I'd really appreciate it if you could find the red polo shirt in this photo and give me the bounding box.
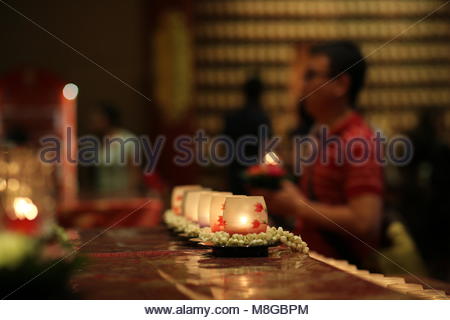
[296,111,384,263]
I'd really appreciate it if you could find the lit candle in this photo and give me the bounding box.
[184,189,211,222]
[244,152,285,190]
[171,185,201,215]
[223,196,268,235]
[263,151,280,165]
[13,197,39,221]
[198,191,232,227]
[210,195,246,232]
[4,197,40,235]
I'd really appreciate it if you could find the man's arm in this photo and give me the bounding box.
[254,181,382,240]
[295,193,383,240]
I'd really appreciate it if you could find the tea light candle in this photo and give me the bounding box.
[171,185,201,215]
[244,152,286,190]
[223,196,268,235]
[210,195,246,232]
[198,191,232,227]
[4,197,40,235]
[184,189,211,222]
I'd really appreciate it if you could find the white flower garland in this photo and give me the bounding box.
[164,210,201,236]
[164,210,309,253]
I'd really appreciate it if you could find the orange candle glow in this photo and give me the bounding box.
[223,196,268,235]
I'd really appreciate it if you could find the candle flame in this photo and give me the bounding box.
[239,216,248,224]
[263,152,280,165]
[13,197,39,221]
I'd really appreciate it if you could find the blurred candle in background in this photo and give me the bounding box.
[198,191,231,227]
[13,197,38,221]
[263,151,280,166]
[171,185,201,215]
[183,189,211,222]
[0,147,56,236]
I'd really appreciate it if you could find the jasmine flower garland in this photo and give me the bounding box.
[164,210,201,236]
[164,210,309,253]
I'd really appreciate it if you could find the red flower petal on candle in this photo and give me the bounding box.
[252,219,261,229]
[176,195,183,201]
[254,202,264,213]
[217,216,226,227]
[174,207,180,214]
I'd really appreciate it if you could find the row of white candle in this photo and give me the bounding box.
[171,185,268,235]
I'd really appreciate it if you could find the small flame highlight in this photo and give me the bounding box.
[239,216,248,224]
[13,197,38,221]
[263,152,280,165]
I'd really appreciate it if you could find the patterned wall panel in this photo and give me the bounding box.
[193,0,450,137]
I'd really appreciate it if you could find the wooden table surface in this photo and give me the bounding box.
[70,226,410,299]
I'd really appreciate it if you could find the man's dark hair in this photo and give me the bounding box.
[99,102,121,127]
[310,41,366,107]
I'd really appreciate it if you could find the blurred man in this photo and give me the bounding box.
[90,103,141,197]
[256,41,383,266]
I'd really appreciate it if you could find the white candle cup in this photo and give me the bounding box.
[198,191,232,228]
[171,185,201,216]
[210,195,246,232]
[223,196,268,235]
[184,189,211,222]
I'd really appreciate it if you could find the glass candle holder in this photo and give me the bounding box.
[210,195,245,232]
[0,146,56,236]
[171,185,201,216]
[197,191,231,227]
[223,196,268,235]
[183,189,211,222]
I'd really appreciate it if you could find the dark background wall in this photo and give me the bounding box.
[0,0,150,135]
